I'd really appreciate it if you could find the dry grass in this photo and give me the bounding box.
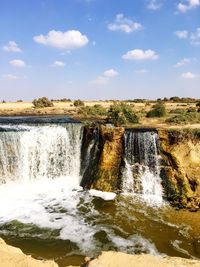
[0,101,199,129]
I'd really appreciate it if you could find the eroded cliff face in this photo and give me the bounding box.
[91,126,124,192]
[81,125,124,192]
[80,125,200,210]
[159,130,200,210]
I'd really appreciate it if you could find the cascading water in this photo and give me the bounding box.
[122,130,163,204]
[0,124,82,184]
[0,121,159,258]
[0,121,197,265]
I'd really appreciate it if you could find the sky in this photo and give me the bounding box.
[0,0,200,101]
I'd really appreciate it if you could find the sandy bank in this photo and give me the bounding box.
[86,251,200,267]
[1,239,200,267]
[0,238,58,267]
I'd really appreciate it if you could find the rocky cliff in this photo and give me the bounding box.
[80,125,200,210]
[159,129,200,210]
[81,125,124,192]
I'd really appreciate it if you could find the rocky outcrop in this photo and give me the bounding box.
[80,124,200,210]
[85,251,200,267]
[0,238,58,267]
[159,129,200,210]
[1,239,200,267]
[81,125,124,192]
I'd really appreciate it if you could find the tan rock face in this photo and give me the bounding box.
[87,251,200,267]
[0,238,58,267]
[92,126,124,192]
[159,129,200,210]
[81,125,200,209]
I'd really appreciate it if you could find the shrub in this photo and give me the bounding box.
[32,97,53,108]
[196,102,200,107]
[74,99,84,107]
[166,111,200,124]
[169,108,183,114]
[78,105,107,117]
[146,103,166,118]
[107,103,139,126]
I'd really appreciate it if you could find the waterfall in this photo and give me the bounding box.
[122,129,163,203]
[0,123,82,185]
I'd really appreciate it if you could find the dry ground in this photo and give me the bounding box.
[0,101,199,129]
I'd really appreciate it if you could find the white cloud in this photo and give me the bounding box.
[135,69,148,74]
[108,14,142,33]
[2,74,19,80]
[177,0,200,13]
[147,0,162,10]
[190,27,200,45]
[174,58,192,68]
[3,41,22,52]
[90,69,119,85]
[174,28,200,45]
[122,49,159,60]
[9,59,26,68]
[103,69,119,78]
[52,61,65,67]
[174,30,188,39]
[34,30,89,50]
[181,72,197,79]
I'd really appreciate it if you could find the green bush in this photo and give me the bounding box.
[78,104,107,116]
[32,97,54,108]
[169,108,183,114]
[74,99,84,107]
[196,102,200,107]
[146,103,166,118]
[166,111,200,124]
[107,103,139,126]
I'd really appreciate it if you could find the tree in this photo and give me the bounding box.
[146,102,166,118]
[74,99,84,107]
[32,97,53,108]
[196,102,200,107]
[107,103,139,126]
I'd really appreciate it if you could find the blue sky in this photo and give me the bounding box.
[0,0,200,100]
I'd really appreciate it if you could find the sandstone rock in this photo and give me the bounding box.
[159,129,200,209]
[86,251,200,267]
[0,238,58,267]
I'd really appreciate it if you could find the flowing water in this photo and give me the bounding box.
[0,120,199,266]
[122,130,163,204]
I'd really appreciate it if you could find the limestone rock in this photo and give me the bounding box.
[0,238,58,267]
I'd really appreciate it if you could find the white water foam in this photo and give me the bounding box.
[89,189,116,201]
[0,123,160,256]
[122,131,163,206]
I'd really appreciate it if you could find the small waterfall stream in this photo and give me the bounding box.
[122,129,163,203]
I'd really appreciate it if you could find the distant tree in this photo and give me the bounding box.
[2,100,6,103]
[17,100,23,102]
[169,96,180,102]
[74,99,84,107]
[196,102,200,107]
[163,97,169,102]
[32,97,53,108]
[146,103,166,118]
[107,103,139,126]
